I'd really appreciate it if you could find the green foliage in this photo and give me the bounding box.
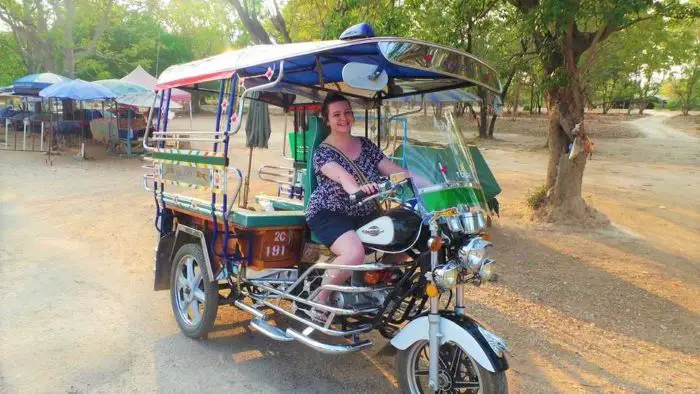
[526,185,548,209]
[0,32,26,85]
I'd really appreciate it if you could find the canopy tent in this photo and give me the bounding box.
[94,79,148,96]
[121,66,191,102]
[117,91,183,109]
[39,79,117,100]
[13,73,71,96]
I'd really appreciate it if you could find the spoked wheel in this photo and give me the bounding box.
[397,340,507,393]
[170,243,218,339]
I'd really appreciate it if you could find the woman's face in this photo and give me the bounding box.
[327,100,354,135]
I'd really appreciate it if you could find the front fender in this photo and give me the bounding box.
[391,313,509,373]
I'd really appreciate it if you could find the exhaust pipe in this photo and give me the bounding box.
[286,328,373,354]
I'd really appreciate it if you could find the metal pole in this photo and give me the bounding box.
[428,220,440,391]
[189,101,193,133]
[4,119,8,148]
[242,146,253,208]
[23,118,27,151]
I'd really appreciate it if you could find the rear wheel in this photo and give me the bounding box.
[397,340,507,393]
[170,243,218,339]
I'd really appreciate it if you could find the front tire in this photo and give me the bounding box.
[397,340,507,393]
[170,243,218,339]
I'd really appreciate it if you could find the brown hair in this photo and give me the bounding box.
[321,92,352,126]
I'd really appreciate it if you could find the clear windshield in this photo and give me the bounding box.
[393,111,488,214]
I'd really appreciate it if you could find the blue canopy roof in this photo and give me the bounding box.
[156,38,501,106]
[13,73,71,95]
[39,79,117,100]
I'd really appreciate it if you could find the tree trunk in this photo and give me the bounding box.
[512,78,521,118]
[477,87,489,138]
[62,0,76,78]
[544,81,589,219]
[488,114,497,137]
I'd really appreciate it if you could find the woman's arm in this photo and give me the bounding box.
[378,158,432,188]
[320,162,377,195]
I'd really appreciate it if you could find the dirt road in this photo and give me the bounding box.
[1,111,698,393]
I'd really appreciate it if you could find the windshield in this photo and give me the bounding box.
[392,111,489,214]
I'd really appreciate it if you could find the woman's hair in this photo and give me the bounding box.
[321,92,352,125]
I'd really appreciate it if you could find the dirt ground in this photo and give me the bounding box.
[663,114,700,137]
[1,110,698,393]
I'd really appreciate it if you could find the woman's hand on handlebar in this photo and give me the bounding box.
[358,182,379,195]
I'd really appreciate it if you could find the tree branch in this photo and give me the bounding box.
[227,0,273,44]
[76,0,114,60]
[269,0,292,43]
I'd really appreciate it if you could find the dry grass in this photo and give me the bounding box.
[664,114,700,136]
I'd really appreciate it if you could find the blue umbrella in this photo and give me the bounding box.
[13,73,71,95]
[39,79,117,100]
[94,79,148,96]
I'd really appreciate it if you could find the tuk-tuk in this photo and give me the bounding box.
[144,23,508,393]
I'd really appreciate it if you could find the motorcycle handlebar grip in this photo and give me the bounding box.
[349,190,370,203]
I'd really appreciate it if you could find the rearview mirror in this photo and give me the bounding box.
[342,63,388,91]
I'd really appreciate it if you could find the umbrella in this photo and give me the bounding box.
[117,91,183,109]
[13,73,70,96]
[39,79,117,100]
[241,91,272,208]
[245,91,271,148]
[94,79,148,96]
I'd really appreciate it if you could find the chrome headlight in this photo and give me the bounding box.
[433,262,459,290]
[458,237,492,272]
[479,259,496,281]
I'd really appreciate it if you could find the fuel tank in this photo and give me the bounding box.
[356,208,423,253]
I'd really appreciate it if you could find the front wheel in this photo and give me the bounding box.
[170,243,218,339]
[397,340,507,393]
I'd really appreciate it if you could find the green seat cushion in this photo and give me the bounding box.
[229,208,306,228]
[255,195,305,211]
[302,116,329,244]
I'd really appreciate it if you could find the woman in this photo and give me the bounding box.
[305,93,410,317]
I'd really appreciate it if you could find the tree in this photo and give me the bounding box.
[0,0,115,77]
[0,32,27,85]
[508,0,698,221]
[664,18,700,115]
[226,0,291,44]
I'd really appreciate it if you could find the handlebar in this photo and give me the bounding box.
[349,177,408,204]
[349,189,371,203]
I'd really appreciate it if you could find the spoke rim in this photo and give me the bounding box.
[406,341,483,393]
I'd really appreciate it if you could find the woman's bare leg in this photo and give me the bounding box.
[315,230,365,305]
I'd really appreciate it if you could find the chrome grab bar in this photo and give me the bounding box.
[243,291,373,337]
[230,61,285,137]
[285,261,404,295]
[143,60,285,151]
[258,165,294,185]
[253,283,378,316]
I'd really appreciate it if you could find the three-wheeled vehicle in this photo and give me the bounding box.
[144,24,509,393]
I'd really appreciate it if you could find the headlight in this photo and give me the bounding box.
[433,262,459,290]
[458,237,492,272]
[479,259,496,281]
